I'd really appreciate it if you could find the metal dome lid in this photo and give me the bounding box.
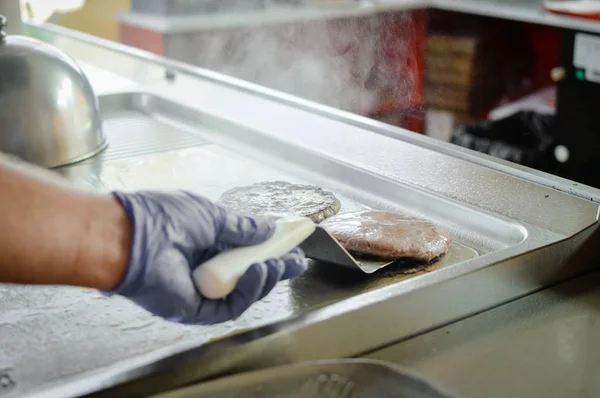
[0,13,106,168]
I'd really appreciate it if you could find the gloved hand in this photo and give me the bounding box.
[105,190,308,325]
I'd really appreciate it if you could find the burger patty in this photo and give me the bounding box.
[320,210,451,262]
[218,181,341,223]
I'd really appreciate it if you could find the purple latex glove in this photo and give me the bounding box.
[105,190,308,325]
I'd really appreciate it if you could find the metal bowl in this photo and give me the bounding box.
[0,15,106,168]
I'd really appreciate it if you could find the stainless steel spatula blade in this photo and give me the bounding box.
[299,226,394,274]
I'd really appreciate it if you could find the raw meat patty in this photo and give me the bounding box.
[218,181,341,223]
[320,210,451,262]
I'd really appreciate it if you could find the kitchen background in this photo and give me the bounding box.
[27,0,600,188]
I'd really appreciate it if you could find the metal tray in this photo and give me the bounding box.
[6,91,598,398]
[131,0,274,15]
[150,359,456,398]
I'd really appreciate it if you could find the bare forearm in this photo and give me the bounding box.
[0,154,131,290]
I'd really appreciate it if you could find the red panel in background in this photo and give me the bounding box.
[270,11,426,132]
[378,10,426,110]
[368,10,427,133]
[526,24,561,90]
[119,24,164,55]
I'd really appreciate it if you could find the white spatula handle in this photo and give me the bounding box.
[193,216,316,299]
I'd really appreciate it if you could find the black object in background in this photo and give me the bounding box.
[451,111,555,172]
[552,29,600,189]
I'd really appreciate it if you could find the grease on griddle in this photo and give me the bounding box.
[367,253,448,277]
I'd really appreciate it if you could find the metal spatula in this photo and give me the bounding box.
[192,216,392,299]
[298,225,395,273]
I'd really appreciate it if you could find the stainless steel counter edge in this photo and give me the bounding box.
[116,1,431,34]
[23,225,598,398]
[117,1,600,37]
[27,22,600,206]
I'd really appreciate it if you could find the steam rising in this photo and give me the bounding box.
[192,6,419,116]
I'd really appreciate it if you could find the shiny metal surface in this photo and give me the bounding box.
[0,16,105,168]
[3,21,599,398]
[131,0,276,15]
[367,267,600,398]
[150,359,455,398]
[122,0,600,36]
[7,90,596,398]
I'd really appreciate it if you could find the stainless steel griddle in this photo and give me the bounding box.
[1,22,598,398]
